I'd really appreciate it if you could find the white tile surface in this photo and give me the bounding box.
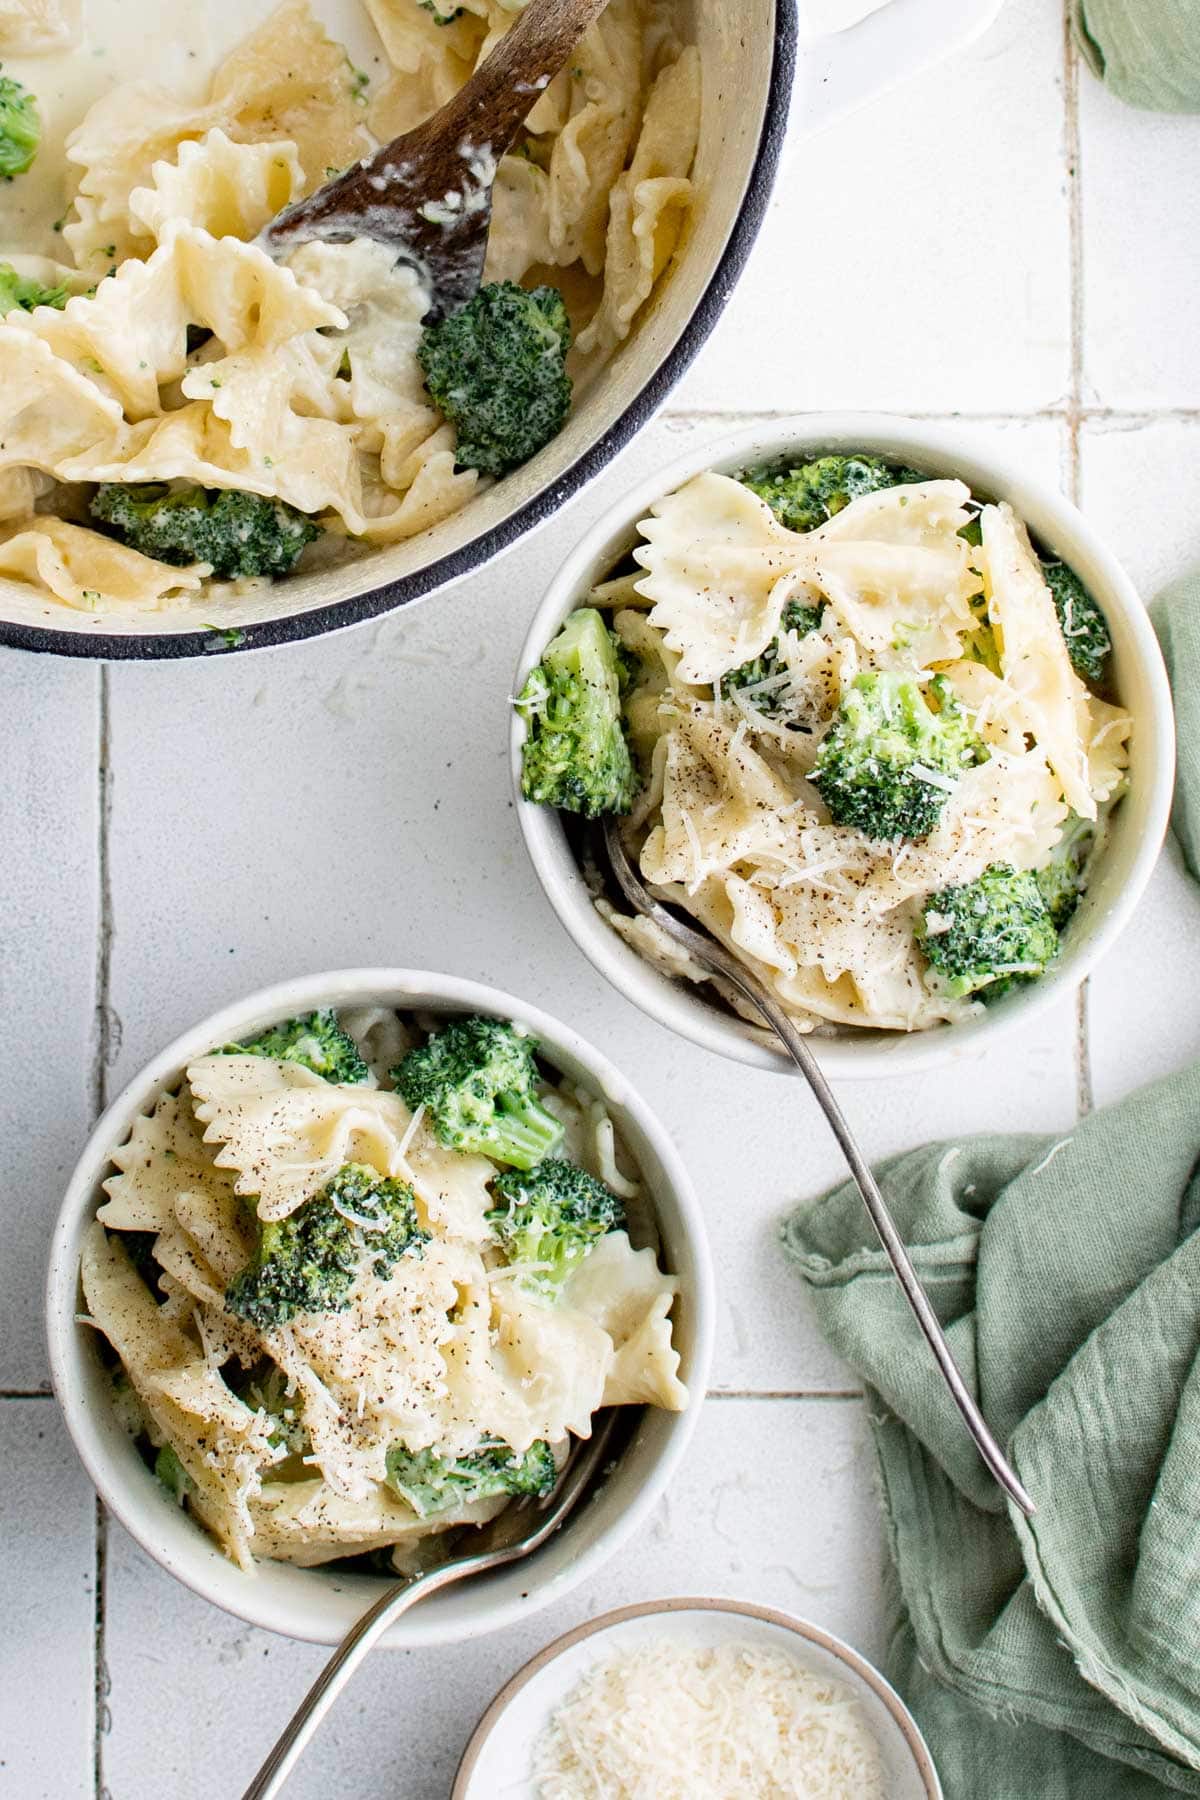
[102,1398,882,1800]
[0,1401,96,1799]
[5,10,1200,1798]
[1080,418,1200,1105]
[0,658,99,1390]
[676,0,1072,416]
[1086,845,1200,1106]
[1080,416,1200,600]
[1079,86,1200,411]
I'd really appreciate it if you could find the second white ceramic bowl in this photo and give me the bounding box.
[454,1597,942,1798]
[512,413,1175,1078]
[45,969,714,1646]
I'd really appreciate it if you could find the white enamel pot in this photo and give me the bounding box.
[1,0,1003,658]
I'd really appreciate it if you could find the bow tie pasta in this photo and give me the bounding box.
[517,453,1134,1034]
[0,0,700,615]
[81,1004,687,1572]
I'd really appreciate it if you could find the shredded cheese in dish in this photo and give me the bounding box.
[586,459,1133,1034]
[81,1004,686,1573]
[531,1640,886,1798]
[0,0,701,613]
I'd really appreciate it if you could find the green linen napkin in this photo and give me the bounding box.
[1073,1,1200,112]
[1153,573,1200,878]
[782,576,1200,1794]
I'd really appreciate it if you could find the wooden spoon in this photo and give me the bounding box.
[261,0,611,320]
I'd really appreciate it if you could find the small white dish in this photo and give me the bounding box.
[45,968,714,1647]
[511,412,1175,1079]
[453,1595,942,1797]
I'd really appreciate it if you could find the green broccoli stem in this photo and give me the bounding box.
[486,1098,565,1172]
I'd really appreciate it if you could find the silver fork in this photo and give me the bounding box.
[600,818,1035,1518]
[241,1410,621,1800]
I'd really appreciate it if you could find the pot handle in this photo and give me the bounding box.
[785,0,1006,151]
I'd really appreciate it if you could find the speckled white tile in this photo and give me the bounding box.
[0,1399,96,1799]
[1079,417,1200,1104]
[101,1397,883,1800]
[674,0,1071,416]
[1085,844,1200,1109]
[0,657,98,1391]
[1080,416,1200,600]
[1079,79,1200,411]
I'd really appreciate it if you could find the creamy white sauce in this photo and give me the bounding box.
[0,0,385,257]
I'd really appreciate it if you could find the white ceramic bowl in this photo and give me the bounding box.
[512,412,1176,1078]
[45,968,714,1647]
[453,1596,941,1797]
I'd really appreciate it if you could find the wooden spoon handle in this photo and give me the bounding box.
[431,0,613,162]
[263,0,615,316]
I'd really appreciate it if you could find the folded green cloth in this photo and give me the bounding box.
[1074,1,1200,112]
[782,576,1200,1793]
[1152,574,1200,878]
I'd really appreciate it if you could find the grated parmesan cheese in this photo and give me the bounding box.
[531,1639,886,1799]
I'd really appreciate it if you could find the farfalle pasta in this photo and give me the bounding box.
[82,1003,686,1572]
[0,0,78,52]
[519,453,1134,1035]
[0,0,700,615]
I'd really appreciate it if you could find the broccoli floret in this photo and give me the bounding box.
[225,1163,429,1330]
[721,597,825,710]
[918,864,1058,998]
[0,261,67,312]
[384,1440,557,1518]
[739,453,924,534]
[516,607,637,818]
[154,1443,194,1506]
[0,73,39,179]
[812,673,988,840]
[394,1016,564,1171]
[418,281,571,477]
[1042,559,1111,686]
[89,483,320,579]
[487,1159,624,1295]
[219,1009,370,1084]
[1034,814,1096,931]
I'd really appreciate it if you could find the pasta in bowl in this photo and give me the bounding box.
[0,0,778,654]
[46,970,712,1645]
[513,416,1174,1076]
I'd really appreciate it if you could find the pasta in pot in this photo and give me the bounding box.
[81,1003,686,1573]
[519,454,1134,1035]
[0,0,701,614]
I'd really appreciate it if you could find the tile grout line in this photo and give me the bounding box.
[91,663,113,1800]
[707,1389,863,1402]
[659,405,1200,427]
[93,1495,109,1800]
[1062,2,1095,1122]
[91,665,114,1121]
